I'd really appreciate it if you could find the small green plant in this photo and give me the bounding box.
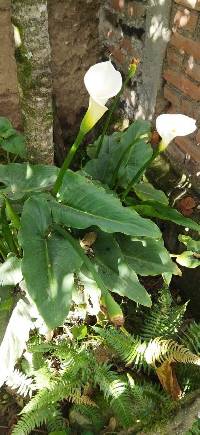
[10,289,200,433]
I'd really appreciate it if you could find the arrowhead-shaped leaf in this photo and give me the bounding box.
[85,120,152,188]
[80,232,152,307]
[52,170,161,239]
[134,202,200,233]
[117,235,178,276]
[0,163,58,199]
[134,182,169,205]
[20,196,83,328]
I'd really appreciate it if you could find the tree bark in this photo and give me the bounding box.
[12,0,54,164]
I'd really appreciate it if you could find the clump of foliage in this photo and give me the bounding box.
[7,287,200,434]
[0,64,199,433]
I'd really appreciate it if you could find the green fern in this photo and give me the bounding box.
[94,327,200,368]
[93,326,145,368]
[141,287,187,340]
[70,404,105,432]
[93,361,134,428]
[126,375,174,430]
[12,406,62,435]
[181,322,200,354]
[6,369,35,397]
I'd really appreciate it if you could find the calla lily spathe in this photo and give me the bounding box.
[156,114,197,151]
[81,61,122,134]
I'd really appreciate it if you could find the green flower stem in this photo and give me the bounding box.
[95,68,137,159]
[121,148,160,201]
[1,203,18,255]
[52,129,85,196]
[5,198,20,230]
[54,225,124,325]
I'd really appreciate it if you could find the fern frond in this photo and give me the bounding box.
[144,338,200,366]
[46,406,65,432]
[70,404,104,432]
[94,326,145,368]
[21,379,82,414]
[94,327,200,369]
[6,369,35,397]
[141,287,187,340]
[180,322,200,355]
[12,405,58,435]
[127,375,174,429]
[94,362,134,428]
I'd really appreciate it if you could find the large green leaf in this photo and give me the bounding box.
[79,232,152,307]
[0,117,13,138]
[0,163,58,199]
[117,235,178,276]
[133,182,169,205]
[133,202,200,233]
[20,196,83,328]
[84,120,152,188]
[0,134,26,158]
[52,170,161,239]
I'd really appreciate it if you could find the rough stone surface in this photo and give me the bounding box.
[12,0,54,164]
[48,0,101,162]
[0,0,21,129]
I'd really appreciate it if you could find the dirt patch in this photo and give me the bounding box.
[48,0,101,161]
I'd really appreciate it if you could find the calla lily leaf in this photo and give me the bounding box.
[133,202,200,233]
[52,170,161,239]
[20,196,83,329]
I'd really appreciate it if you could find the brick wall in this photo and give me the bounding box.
[99,0,148,120]
[160,0,200,190]
[99,0,200,191]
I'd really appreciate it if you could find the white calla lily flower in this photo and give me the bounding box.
[156,114,197,151]
[81,61,122,134]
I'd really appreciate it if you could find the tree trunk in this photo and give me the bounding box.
[12,0,54,164]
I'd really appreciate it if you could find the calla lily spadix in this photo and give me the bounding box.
[156,114,197,151]
[81,61,122,134]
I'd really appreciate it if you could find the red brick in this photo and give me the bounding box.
[196,129,200,143]
[186,58,200,81]
[120,37,133,53]
[109,46,125,64]
[175,0,200,11]
[180,97,196,117]
[167,47,183,68]
[164,68,200,100]
[175,136,200,162]
[164,84,181,107]
[170,32,200,60]
[173,8,198,32]
[111,0,125,11]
